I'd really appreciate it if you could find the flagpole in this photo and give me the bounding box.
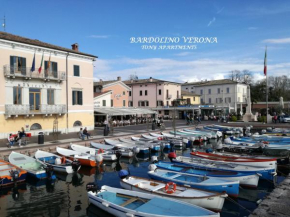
[265,46,268,123]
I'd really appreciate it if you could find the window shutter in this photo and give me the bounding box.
[72,91,76,105]
[44,61,48,70]
[78,91,83,105]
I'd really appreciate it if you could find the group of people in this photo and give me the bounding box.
[8,127,26,147]
[186,114,201,125]
[79,127,92,140]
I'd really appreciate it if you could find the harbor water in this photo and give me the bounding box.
[0,140,289,217]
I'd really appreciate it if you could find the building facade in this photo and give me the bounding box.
[93,77,131,108]
[181,90,200,105]
[0,31,96,138]
[182,79,248,113]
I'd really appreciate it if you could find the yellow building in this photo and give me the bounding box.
[0,31,97,139]
[181,90,200,105]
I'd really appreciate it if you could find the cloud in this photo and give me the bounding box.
[88,35,110,39]
[174,52,194,57]
[94,57,290,83]
[262,38,290,44]
[217,7,225,14]
[248,27,257,30]
[207,17,216,27]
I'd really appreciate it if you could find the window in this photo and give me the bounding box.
[157,101,164,106]
[164,110,169,115]
[138,101,145,106]
[140,90,142,96]
[201,98,204,104]
[185,88,188,90]
[217,88,220,94]
[200,89,203,94]
[145,101,149,106]
[187,98,191,104]
[123,100,126,107]
[159,89,161,95]
[29,88,41,110]
[177,90,179,98]
[208,89,211,94]
[228,97,231,103]
[128,101,133,107]
[10,56,26,75]
[129,91,131,96]
[111,99,113,107]
[166,90,169,98]
[191,87,194,89]
[30,123,42,130]
[145,90,148,96]
[123,91,125,96]
[166,101,169,106]
[208,98,211,104]
[72,90,83,105]
[193,97,195,101]
[47,89,54,105]
[44,61,58,78]
[13,86,22,105]
[73,65,80,77]
[102,100,106,106]
[73,121,82,127]
[226,87,230,93]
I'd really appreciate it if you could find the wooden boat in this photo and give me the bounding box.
[190,151,277,169]
[183,129,217,139]
[120,176,227,212]
[155,162,259,188]
[118,138,161,152]
[35,150,75,173]
[148,169,239,197]
[9,151,53,179]
[0,159,27,186]
[172,156,276,180]
[105,139,149,154]
[71,144,117,161]
[88,185,220,217]
[56,147,96,167]
[90,142,133,158]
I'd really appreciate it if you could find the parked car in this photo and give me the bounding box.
[282,115,290,123]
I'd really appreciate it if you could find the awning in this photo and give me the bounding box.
[94,107,157,116]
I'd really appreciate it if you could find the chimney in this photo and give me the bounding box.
[130,79,133,83]
[71,43,79,51]
[117,76,121,81]
[149,77,153,82]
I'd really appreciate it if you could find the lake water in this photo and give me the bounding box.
[0,140,289,217]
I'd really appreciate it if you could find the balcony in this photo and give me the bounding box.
[3,65,66,82]
[5,104,67,118]
[166,94,172,99]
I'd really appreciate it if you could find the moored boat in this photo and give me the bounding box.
[56,147,97,167]
[87,185,220,217]
[0,159,27,186]
[120,175,227,212]
[90,142,134,158]
[148,168,239,197]
[35,149,78,173]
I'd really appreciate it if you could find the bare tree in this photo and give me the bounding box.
[128,73,138,80]
[227,70,253,84]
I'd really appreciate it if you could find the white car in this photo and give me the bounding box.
[282,116,290,123]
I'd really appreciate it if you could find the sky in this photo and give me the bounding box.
[1,0,290,83]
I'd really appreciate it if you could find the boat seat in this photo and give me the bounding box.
[127,179,143,186]
[120,197,138,207]
[169,174,181,179]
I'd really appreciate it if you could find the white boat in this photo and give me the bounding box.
[9,151,49,179]
[105,139,149,154]
[149,133,189,146]
[141,134,160,140]
[91,142,134,158]
[56,147,97,167]
[162,132,196,142]
[35,150,75,173]
[120,176,227,212]
[88,185,220,217]
[71,144,117,161]
[118,138,161,152]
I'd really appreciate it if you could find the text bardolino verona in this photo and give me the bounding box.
[130,37,218,44]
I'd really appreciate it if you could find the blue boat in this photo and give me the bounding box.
[172,156,276,180]
[0,159,27,186]
[154,162,259,188]
[148,168,239,197]
[9,151,56,180]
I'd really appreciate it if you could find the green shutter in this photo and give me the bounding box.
[72,91,76,105]
[78,91,83,105]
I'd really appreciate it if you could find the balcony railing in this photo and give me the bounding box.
[3,65,66,81]
[5,104,67,118]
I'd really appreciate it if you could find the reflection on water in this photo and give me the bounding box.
[0,139,289,217]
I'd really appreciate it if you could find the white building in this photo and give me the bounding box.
[94,90,112,108]
[182,79,248,113]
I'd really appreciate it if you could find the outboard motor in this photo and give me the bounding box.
[151,156,158,163]
[45,165,54,179]
[95,154,103,164]
[115,151,122,161]
[168,152,177,162]
[86,182,98,192]
[10,170,20,183]
[71,159,81,172]
[118,169,129,179]
[133,147,140,154]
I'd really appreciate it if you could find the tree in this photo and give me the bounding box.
[227,70,253,84]
[128,74,138,80]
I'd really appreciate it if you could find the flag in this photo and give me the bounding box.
[31,53,35,72]
[46,54,51,75]
[264,47,267,76]
[38,52,44,73]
